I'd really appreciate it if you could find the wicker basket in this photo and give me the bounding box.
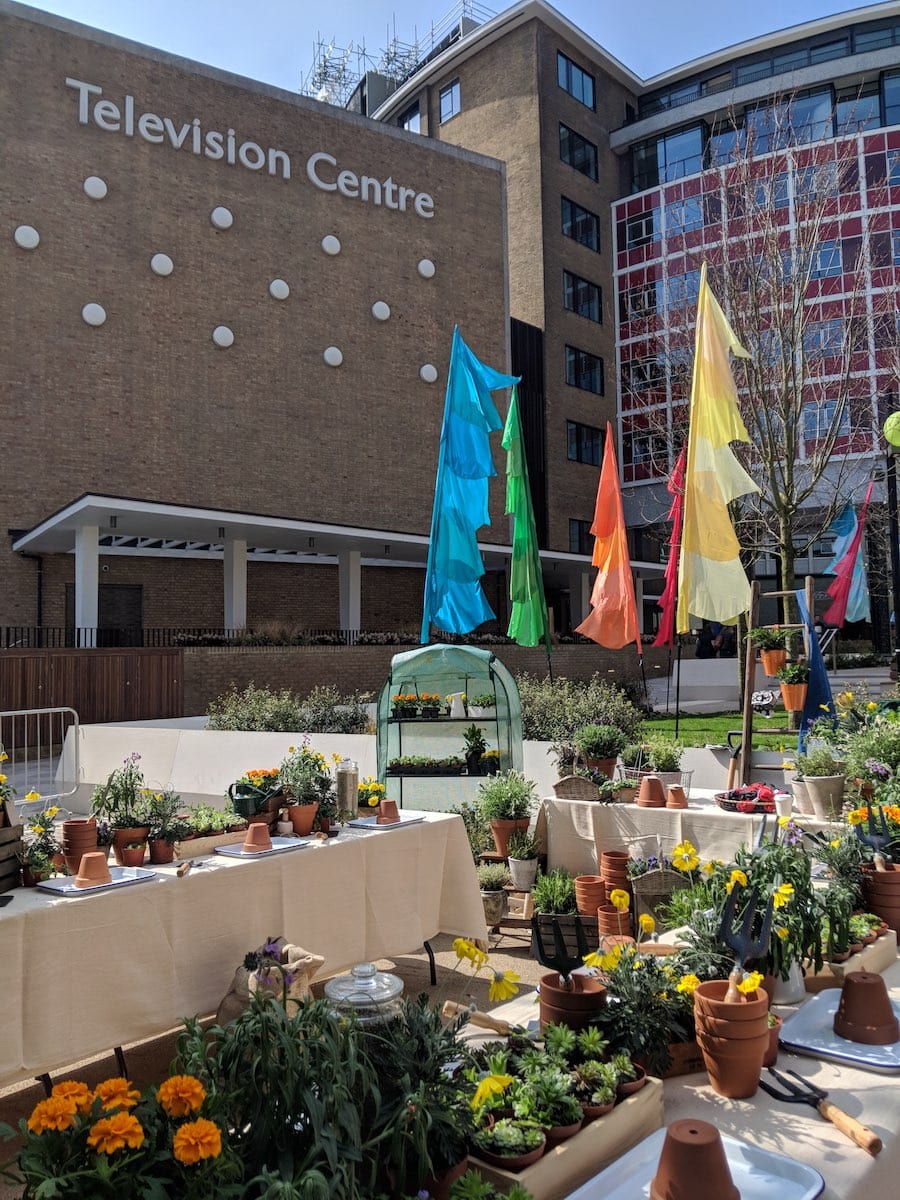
[631,868,690,926]
[552,775,599,802]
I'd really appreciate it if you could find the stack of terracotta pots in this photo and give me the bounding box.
[62,818,99,877]
[861,864,900,934]
[637,776,666,808]
[597,849,633,937]
[574,874,606,917]
[539,971,607,1031]
[693,979,769,1098]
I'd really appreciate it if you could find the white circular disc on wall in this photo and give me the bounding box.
[212,325,234,348]
[419,364,438,383]
[81,303,107,327]
[83,176,108,200]
[323,346,343,367]
[150,253,174,276]
[13,225,39,250]
[371,301,391,321]
[417,258,436,279]
[321,235,341,256]
[269,278,290,300]
[210,206,233,229]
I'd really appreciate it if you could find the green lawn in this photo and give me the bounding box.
[643,712,798,750]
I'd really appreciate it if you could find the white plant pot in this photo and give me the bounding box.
[770,959,806,1005]
[481,889,508,927]
[468,706,494,719]
[276,820,294,837]
[448,693,467,719]
[508,857,539,890]
[804,775,846,821]
[791,778,813,815]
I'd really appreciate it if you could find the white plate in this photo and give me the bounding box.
[37,866,158,895]
[215,837,313,858]
[347,814,425,830]
[780,990,900,1073]
[566,1127,824,1200]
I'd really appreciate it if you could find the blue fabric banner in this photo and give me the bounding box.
[824,502,871,623]
[796,590,835,753]
[420,328,519,642]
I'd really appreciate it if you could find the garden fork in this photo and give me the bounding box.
[759,1067,882,1155]
[853,805,897,869]
[530,916,592,988]
[717,885,774,1002]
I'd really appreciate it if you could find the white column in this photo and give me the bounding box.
[572,570,592,625]
[223,538,247,630]
[634,572,645,634]
[338,549,362,630]
[74,525,99,648]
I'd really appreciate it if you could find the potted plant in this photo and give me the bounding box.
[693,971,770,1098]
[358,777,386,816]
[481,749,501,776]
[19,802,62,886]
[419,692,442,719]
[476,770,536,856]
[90,752,152,864]
[749,626,790,676]
[391,693,421,719]
[463,724,489,775]
[146,787,186,864]
[468,693,496,718]
[507,829,540,890]
[573,724,626,778]
[796,746,845,819]
[778,661,810,713]
[477,862,511,927]
[644,738,685,789]
[471,1118,546,1172]
[511,1065,583,1144]
[121,840,147,868]
[278,742,334,834]
[227,767,281,821]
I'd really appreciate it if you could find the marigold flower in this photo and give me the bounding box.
[489,970,520,1003]
[87,1112,144,1154]
[471,1073,513,1109]
[51,1080,93,1115]
[94,1077,141,1111]
[27,1096,78,1134]
[847,809,865,826]
[609,888,630,911]
[638,913,656,935]
[157,1075,206,1118]
[773,882,795,909]
[737,971,764,995]
[172,1117,222,1164]
[676,974,700,995]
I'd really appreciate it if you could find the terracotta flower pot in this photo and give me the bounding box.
[600,849,630,875]
[376,799,400,825]
[120,844,146,867]
[287,803,318,836]
[475,1139,546,1172]
[780,682,808,713]
[74,851,112,889]
[112,825,151,866]
[574,875,607,916]
[666,786,688,809]
[583,756,617,779]
[637,774,667,807]
[763,1017,783,1068]
[581,1099,615,1121]
[243,821,273,853]
[545,1117,584,1146]
[490,818,530,857]
[148,837,175,865]
[539,971,607,1032]
[696,1012,769,1040]
[650,1119,739,1200]
[693,980,769,1022]
[597,903,631,936]
[833,971,900,1045]
[615,1064,648,1100]
[861,864,900,935]
[695,1030,768,1098]
[760,648,787,676]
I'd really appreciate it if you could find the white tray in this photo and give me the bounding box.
[215,837,313,858]
[566,1127,823,1200]
[37,866,158,896]
[780,990,900,1073]
[347,814,425,831]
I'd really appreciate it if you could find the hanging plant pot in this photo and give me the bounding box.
[780,682,808,712]
[761,648,787,676]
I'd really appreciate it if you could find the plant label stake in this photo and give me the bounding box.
[718,885,775,1003]
[759,1067,882,1155]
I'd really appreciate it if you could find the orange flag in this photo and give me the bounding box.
[575,423,640,651]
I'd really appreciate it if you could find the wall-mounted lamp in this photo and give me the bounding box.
[109,516,117,529]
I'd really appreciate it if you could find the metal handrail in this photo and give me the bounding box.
[0,706,80,815]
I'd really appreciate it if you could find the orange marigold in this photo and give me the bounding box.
[51,1080,93,1115]
[87,1112,144,1155]
[94,1077,141,1111]
[173,1117,222,1165]
[156,1075,206,1118]
[27,1096,77,1134]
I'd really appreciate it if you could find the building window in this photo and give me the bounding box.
[893,230,900,267]
[889,153,900,186]
[560,123,598,180]
[803,319,844,358]
[398,103,421,134]
[561,196,600,250]
[885,72,900,127]
[625,212,656,248]
[439,80,460,123]
[563,270,602,322]
[566,345,604,394]
[835,84,880,134]
[753,171,789,210]
[795,161,839,203]
[569,518,593,555]
[557,51,595,109]
[803,399,850,441]
[810,240,842,279]
[667,269,701,311]
[664,196,704,234]
[631,125,704,191]
[622,356,664,392]
[567,419,602,465]
[623,281,661,318]
[623,432,667,467]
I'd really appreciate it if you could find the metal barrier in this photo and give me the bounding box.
[0,707,79,816]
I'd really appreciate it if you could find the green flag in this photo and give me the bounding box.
[501,386,552,652]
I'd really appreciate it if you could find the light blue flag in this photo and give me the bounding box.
[824,503,871,623]
[421,328,519,641]
[796,590,835,753]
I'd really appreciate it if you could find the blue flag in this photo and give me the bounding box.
[420,328,519,641]
[824,502,871,623]
[796,590,835,753]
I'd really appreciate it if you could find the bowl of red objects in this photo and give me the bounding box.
[714,784,776,815]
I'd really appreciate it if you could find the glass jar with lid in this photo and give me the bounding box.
[323,962,404,1027]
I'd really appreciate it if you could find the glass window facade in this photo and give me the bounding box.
[398,103,421,134]
[623,281,662,318]
[563,270,601,322]
[439,80,460,123]
[569,518,593,555]
[810,240,842,279]
[803,318,844,357]
[561,196,600,250]
[566,345,604,393]
[886,72,900,127]
[835,85,880,134]
[557,51,595,109]
[667,269,701,311]
[632,125,705,190]
[803,399,850,440]
[567,419,602,465]
[560,123,598,180]
[625,212,657,248]
[665,196,704,233]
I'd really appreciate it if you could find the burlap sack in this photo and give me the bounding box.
[215,937,325,1025]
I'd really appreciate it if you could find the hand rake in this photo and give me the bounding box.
[717,885,774,1002]
[759,1067,882,1155]
[530,915,593,988]
[853,805,897,868]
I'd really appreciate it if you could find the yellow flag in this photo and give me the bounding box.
[676,262,758,633]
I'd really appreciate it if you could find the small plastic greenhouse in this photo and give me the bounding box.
[376,644,523,807]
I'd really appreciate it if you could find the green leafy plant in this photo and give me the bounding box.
[462,725,489,757]
[778,662,810,684]
[476,771,536,821]
[748,627,789,650]
[530,868,577,914]
[796,747,843,777]
[450,801,494,863]
[469,694,496,709]
[517,673,644,743]
[146,787,188,843]
[186,802,240,835]
[90,752,151,828]
[511,1066,581,1128]
[573,724,626,760]
[644,737,684,772]
[570,1059,616,1106]
[207,683,370,733]
[278,741,335,805]
[450,1171,532,1200]
[506,830,539,861]
[472,1118,544,1158]
[477,863,511,891]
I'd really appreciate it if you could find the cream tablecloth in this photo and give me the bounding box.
[536,797,836,873]
[0,812,486,1090]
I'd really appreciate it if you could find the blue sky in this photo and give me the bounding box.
[29,0,866,89]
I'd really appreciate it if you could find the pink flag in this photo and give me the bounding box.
[653,449,686,649]
[822,482,873,627]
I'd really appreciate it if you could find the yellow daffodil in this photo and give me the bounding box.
[676,974,700,994]
[31,825,45,836]
[773,882,795,909]
[45,806,59,819]
[737,970,764,995]
[488,970,520,1003]
[819,703,831,712]
[638,913,656,935]
[672,840,699,872]
[24,790,41,802]
[471,1073,513,1110]
[830,839,841,849]
[776,926,789,940]
[609,888,630,912]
